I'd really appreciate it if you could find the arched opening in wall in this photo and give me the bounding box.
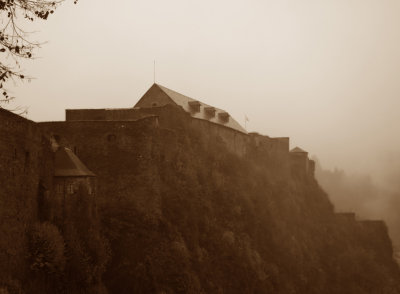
[152,102,158,107]
[53,134,60,143]
[107,134,116,143]
[13,148,17,160]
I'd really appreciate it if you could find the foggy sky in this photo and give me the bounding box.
[7,0,400,179]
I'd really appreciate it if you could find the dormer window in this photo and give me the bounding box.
[204,107,216,117]
[188,101,201,113]
[218,112,230,123]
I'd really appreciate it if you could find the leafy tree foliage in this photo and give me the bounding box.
[0,0,77,109]
[29,222,65,275]
[62,185,110,292]
[96,117,400,294]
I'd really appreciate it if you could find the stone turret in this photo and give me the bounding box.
[289,147,310,178]
[53,147,96,197]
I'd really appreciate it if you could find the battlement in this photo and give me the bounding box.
[66,108,148,121]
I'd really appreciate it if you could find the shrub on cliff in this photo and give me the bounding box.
[97,125,400,294]
[26,222,65,293]
[29,222,65,275]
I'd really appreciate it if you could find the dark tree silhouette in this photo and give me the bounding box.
[0,0,77,110]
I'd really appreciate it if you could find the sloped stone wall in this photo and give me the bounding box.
[0,109,53,286]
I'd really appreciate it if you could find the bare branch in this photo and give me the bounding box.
[0,0,78,108]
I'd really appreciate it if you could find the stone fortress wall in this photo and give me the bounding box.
[0,109,54,278]
[39,116,159,205]
[0,102,315,200]
[64,105,302,177]
[0,108,53,201]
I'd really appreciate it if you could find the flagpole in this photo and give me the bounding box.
[153,60,156,84]
[244,114,250,132]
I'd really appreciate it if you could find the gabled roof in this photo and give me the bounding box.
[138,84,247,133]
[290,147,308,153]
[54,147,95,177]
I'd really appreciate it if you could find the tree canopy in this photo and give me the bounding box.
[0,0,77,110]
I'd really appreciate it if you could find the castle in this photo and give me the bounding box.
[0,83,316,205]
[0,83,392,283]
[61,83,316,178]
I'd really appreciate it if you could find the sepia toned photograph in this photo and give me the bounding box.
[1,0,400,293]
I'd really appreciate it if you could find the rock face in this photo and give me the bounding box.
[1,106,400,293]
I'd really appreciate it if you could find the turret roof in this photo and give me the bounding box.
[290,147,308,153]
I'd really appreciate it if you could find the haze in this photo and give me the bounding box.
[7,0,400,180]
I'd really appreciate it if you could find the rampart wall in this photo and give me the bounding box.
[0,108,54,208]
[0,109,53,282]
[332,211,396,264]
[39,116,159,206]
[357,220,396,262]
[190,117,249,156]
[66,108,148,121]
[41,104,301,208]
[65,105,297,177]
[248,133,290,177]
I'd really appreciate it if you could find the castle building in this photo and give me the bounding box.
[65,84,246,135]
[54,146,96,197]
[47,83,313,177]
[59,84,316,176]
[134,84,247,133]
